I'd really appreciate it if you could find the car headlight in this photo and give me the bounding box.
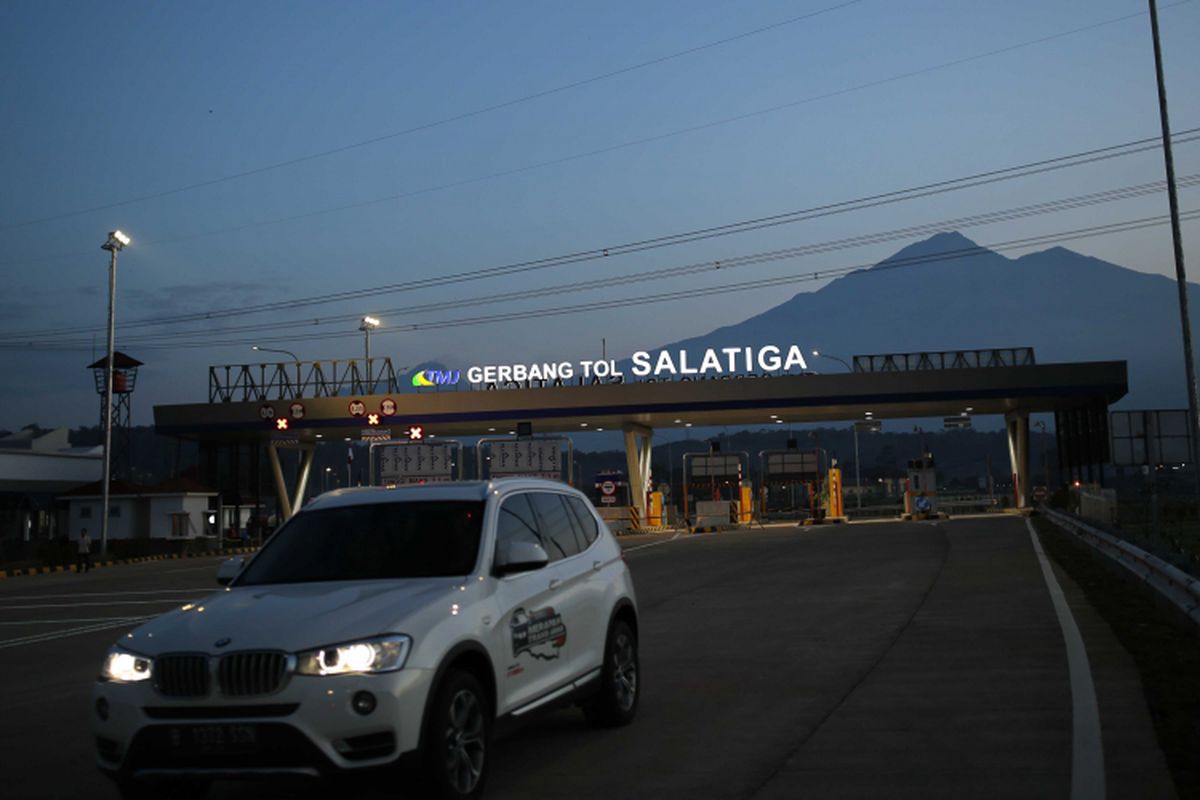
[100,645,153,683]
[295,635,411,676]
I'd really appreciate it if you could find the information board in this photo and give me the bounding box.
[1111,409,1192,466]
[690,455,743,477]
[764,452,818,478]
[376,443,457,483]
[487,439,563,480]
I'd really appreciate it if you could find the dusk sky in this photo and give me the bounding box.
[1,0,1198,431]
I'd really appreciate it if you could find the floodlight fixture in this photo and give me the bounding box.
[102,230,131,251]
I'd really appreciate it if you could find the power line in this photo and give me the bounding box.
[4,130,1195,342]
[16,172,1198,348]
[8,210,1196,352]
[0,1,864,231]
[6,1,1190,267]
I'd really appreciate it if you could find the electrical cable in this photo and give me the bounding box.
[6,209,1195,352]
[0,1,865,231]
[4,1,1190,265]
[13,172,1195,347]
[3,130,1195,342]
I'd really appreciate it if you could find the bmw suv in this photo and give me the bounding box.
[93,479,639,799]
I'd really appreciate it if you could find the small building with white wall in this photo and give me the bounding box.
[63,477,218,541]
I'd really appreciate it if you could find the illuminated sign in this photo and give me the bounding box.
[412,370,461,387]
[464,344,810,385]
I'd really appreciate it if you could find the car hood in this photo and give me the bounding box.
[123,578,464,655]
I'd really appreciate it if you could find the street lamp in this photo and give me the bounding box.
[323,466,332,493]
[99,230,131,556]
[252,345,299,362]
[811,350,852,372]
[360,316,380,362]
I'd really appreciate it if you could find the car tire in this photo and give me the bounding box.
[583,618,639,727]
[422,669,491,800]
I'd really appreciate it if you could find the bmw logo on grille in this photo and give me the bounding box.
[214,637,232,648]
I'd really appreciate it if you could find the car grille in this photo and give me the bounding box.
[154,654,210,698]
[154,651,289,698]
[218,652,289,697]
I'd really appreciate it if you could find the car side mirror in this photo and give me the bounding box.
[216,556,245,586]
[494,541,549,576]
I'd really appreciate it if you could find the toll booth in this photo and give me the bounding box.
[903,452,942,520]
[681,451,749,530]
[758,448,823,521]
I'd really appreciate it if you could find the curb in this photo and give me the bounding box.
[0,547,260,579]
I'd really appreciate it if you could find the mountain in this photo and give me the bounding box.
[637,231,1193,409]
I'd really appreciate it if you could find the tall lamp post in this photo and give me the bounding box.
[811,350,852,372]
[99,230,131,556]
[360,316,380,362]
[252,345,299,362]
[1147,0,1200,504]
[360,316,380,393]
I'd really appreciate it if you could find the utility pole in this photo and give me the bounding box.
[1148,0,1200,505]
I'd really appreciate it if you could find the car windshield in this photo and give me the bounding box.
[236,500,485,585]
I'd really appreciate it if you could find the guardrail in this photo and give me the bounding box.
[1042,507,1200,627]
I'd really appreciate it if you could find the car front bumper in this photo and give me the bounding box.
[93,666,434,778]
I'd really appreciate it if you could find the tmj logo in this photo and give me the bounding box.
[412,369,461,387]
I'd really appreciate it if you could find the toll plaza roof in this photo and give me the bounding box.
[154,359,1127,443]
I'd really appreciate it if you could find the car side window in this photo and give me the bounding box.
[565,496,600,546]
[529,492,583,561]
[495,494,543,557]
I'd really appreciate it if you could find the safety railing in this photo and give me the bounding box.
[1042,507,1200,627]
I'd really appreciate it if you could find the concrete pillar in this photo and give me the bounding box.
[267,442,316,521]
[623,424,653,524]
[1006,411,1031,509]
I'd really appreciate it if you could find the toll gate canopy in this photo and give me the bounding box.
[156,347,1127,521]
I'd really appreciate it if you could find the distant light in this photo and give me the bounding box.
[580,423,588,427]
[674,419,683,424]
[113,230,131,246]
[966,407,974,412]
[769,415,778,419]
[812,350,821,357]
[361,316,381,329]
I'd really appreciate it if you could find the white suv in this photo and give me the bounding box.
[93,479,639,799]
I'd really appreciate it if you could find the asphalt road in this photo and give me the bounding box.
[0,516,1176,799]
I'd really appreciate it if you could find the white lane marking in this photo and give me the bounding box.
[0,616,157,649]
[0,588,214,601]
[623,532,684,553]
[1,599,201,610]
[1027,519,1106,800]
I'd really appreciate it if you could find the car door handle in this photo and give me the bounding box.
[548,579,562,591]
[593,560,604,572]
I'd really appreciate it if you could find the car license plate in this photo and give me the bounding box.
[167,724,259,754]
